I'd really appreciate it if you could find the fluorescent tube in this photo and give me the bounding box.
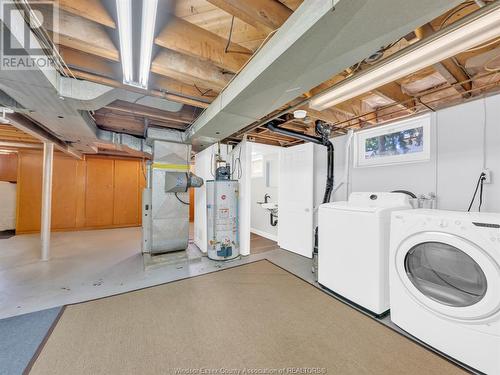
[310,3,500,111]
[139,0,158,89]
[116,0,133,84]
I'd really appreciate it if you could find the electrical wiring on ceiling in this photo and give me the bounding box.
[484,50,500,72]
[439,0,495,30]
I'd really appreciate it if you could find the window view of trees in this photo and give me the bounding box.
[365,126,424,159]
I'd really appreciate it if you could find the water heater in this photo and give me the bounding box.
[206,179,239,260]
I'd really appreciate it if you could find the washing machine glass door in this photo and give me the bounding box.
[405,242,487,307]
[396,232,500,321]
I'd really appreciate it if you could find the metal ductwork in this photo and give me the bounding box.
[96,129,152,156]
[57,77,183,113]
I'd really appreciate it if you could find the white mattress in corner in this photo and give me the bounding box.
[0,181,16,231]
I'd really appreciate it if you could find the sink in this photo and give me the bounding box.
[259,202,278,225]
[261,202,278,211]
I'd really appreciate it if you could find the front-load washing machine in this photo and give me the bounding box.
[390,209,500,374]
[318,192,412,316]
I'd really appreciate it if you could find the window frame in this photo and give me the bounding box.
[354,114,431,168]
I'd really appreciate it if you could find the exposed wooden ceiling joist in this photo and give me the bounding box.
[247,130,295,143]
[94,111,188,137]
[151,49,230,91]
[49,9,119,61]
[49,0,116,29]
[333,97,378,125]
[373,82,416,117]
[277,0,303,11]
[103,100,199,126]
[429,1,479,31]
[151,75,218,104]
[67,70,211,109]
[59,46,118,79]
[59,55,215,108]
[434,59,472,93]
[155,15,252,73]
[205,0,292,33]
[375,82,414,108]
[303,107,343,124]
[173,0,269,52]
[93,112,146,136]
[0,124,41,144]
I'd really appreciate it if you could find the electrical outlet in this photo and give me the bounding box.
[482,169,492,184]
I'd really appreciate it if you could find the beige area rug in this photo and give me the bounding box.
[27,260,465,375]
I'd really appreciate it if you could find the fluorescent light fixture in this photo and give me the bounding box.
[116,0,133,84]
[139,0,158,89]
[310,3,500,111]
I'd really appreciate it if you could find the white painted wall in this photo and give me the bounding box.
[314,94,500,216]
[0,182,16,231]
[230,140,251,256]
[250,143,280,241]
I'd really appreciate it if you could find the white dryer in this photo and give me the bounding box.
[390,209,500,374]
[318,192,411,316]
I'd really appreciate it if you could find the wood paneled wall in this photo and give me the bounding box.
[0,153,18,182]
[15,150,145,233]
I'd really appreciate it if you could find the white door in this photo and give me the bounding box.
[278,142,314,258]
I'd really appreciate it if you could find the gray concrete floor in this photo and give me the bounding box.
[0,227,287,319]
[0,227,476,374]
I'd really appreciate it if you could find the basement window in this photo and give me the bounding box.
[354,114,431,167]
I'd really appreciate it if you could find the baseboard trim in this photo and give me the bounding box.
[250,228,277,242]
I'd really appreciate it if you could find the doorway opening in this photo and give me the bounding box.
[249,143,280,254]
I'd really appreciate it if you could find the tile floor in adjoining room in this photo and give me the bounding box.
[250,232,278,254]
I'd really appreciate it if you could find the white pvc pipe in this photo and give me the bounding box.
[329,129,354,199]
[344,129,354,200]
[40,142,54,261]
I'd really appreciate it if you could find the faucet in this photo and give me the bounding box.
[264,193,270,203]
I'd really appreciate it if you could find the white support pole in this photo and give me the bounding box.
[40,142,54,261]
